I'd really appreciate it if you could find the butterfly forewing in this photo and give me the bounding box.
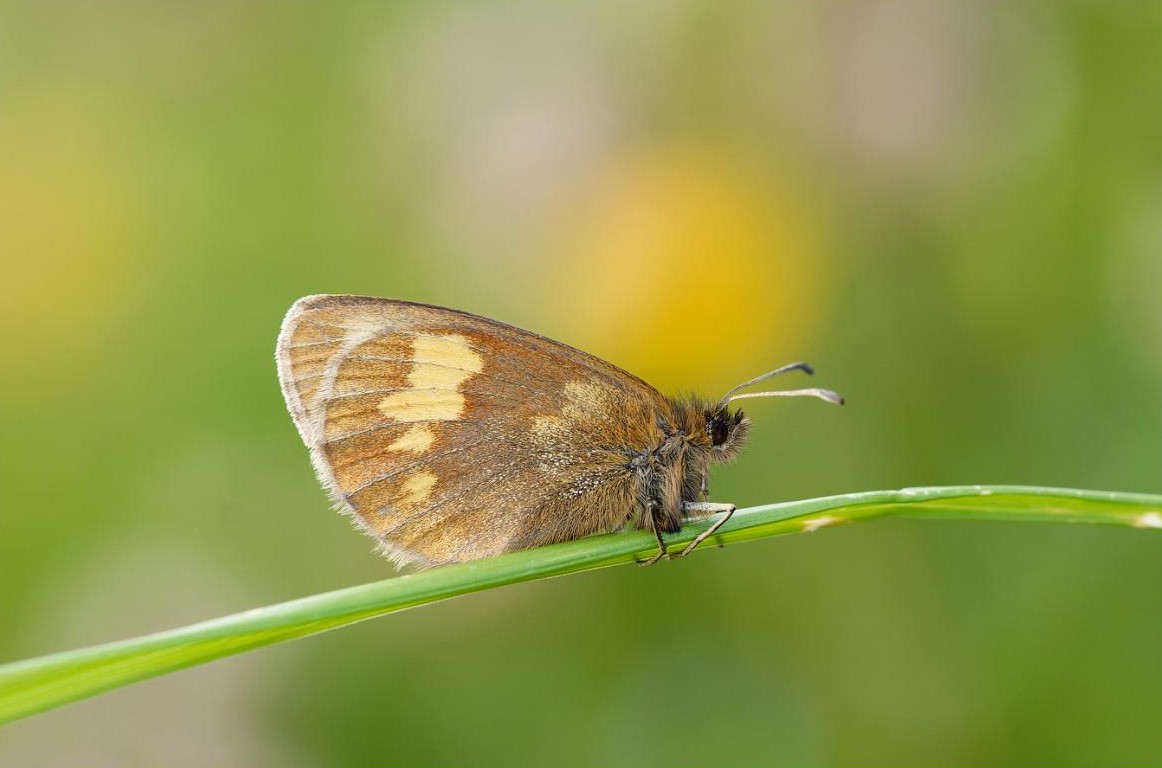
[276,295,667,567]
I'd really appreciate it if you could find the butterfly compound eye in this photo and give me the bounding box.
[709,417,730,447]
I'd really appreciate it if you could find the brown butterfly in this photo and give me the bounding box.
[276,295,842,569]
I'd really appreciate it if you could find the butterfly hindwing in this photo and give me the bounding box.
[276,294,668,567]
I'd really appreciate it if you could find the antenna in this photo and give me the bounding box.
[720,361,844,407]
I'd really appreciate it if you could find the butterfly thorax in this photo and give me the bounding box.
[628,395,751,535]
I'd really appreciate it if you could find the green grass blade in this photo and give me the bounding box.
[2,485,1159,724]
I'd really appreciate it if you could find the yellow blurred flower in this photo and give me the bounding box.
[0,89,143,400]
[545,149,828,394]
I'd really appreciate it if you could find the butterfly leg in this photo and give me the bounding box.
[636,501,670,567]
[636,525,668,567]
[672,502,736,559]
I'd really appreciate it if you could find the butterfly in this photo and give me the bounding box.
[276,295,842,568]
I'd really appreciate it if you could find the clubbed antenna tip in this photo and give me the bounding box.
[720,362,844,407]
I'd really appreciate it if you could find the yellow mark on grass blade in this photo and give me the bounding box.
[801,515,837,533]
[1134,512,1162,529]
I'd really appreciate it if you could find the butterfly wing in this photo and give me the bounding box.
[276,294,668,567]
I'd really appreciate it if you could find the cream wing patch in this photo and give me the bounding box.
[412,334,484,377]
[377,390,466,422]
[376,334,483,423]
[388,423,436,453]
[398,470,438,507]
[531,380,607,442]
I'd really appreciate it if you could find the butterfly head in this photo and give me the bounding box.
[705,404,751,462]
[700,362,843,462]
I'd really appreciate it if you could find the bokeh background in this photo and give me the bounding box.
[2,2,1160,765]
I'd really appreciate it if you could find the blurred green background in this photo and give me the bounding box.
[2,2,1160,765]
